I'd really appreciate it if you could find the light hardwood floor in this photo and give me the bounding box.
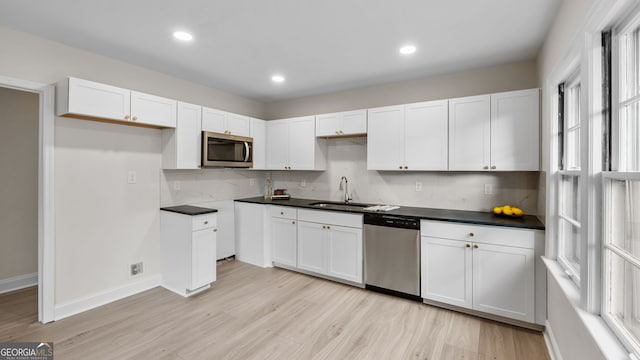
[0,260,550,359]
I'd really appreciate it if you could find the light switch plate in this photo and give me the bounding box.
[484,184,493,195]
[127,171,137,184]
[415,181,423,192]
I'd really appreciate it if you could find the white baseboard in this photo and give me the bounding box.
[54,275,161,321]
[543,320,563,360]
[0,273,37,294]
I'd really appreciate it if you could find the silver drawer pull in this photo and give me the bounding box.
[204,221,209,225]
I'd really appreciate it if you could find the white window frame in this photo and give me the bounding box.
[557,71,584,285]
[602,8,640,356]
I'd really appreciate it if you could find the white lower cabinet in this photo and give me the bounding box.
[421,220,539,324]
[161,211,217,297]
[234,202,271,267]
[297,221,326,273]
[297,209,363,284]
[270,206,297,267]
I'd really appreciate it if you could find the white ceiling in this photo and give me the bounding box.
[0,0,560,102]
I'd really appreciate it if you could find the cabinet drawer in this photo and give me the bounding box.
[298,209,363,228]
[420,220,536,249]
[192,213,217,231]
[269,206,297,219]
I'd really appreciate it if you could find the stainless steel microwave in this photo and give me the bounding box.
[201,131,253,168]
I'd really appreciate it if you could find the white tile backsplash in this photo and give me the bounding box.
[161,137,539,215]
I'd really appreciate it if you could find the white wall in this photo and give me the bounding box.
[0,87,39,281]
[264,59,538,120]
[54,119,161,304]
[268,138,539,213]
[0,26,265,306]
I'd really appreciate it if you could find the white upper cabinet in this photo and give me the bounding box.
[130,91,177,128]
[265,119,289,169]
[162,102,202,169]
[449,94,491,171]
[368,100,448,171]
[490,89,540,171]
[266,116,327,171]
[449,89,539,171]
[404,100,449,170]
[367,105,405,170]
[202,107,250,137]
[250,118,267,170]
[57,77,176,128]
[61,77,130,121]
[316,109,367,137]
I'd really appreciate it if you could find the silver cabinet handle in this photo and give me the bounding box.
[204,221,209,225]
[213,229,217,232]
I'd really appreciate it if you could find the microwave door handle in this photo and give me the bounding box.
[244,142,250,162]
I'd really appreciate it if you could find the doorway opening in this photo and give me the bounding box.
[0,76,55,323]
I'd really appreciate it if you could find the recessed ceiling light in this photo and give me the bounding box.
[399,45,417,55]
[271,74,285,83]
[173,31,193,42]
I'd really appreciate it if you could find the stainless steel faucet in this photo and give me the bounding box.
[339,176,353,204]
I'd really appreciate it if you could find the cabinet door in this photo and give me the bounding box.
[130,91,177,128]
[472,243,534,323]
[491,89,539,171]
[202,107,227,133]
[367,105,405,170]
[405,100,449,170]
[227,113,251,137]
[271,217,297,267]
[288,116,316,170]
[297,221,326,274]
[421,237,472,309]
[266,120,289,169]
[174,102,202,169]
[316,112,341,137]
[341,110,367,136]
[327,225,362,283]
[67,77,131,121]
[250,118,267,170]
[448,95,491,170]
[190,228,217,290]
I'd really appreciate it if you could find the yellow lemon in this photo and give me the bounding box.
[512,208,524,216]
[493,207,503,215]
[503,208,513,216]
[502,205,512,211]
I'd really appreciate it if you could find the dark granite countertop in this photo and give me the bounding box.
[160,205,218,216]
[235,197,545,230]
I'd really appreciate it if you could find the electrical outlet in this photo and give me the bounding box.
[174,181,181,191]
[300,179,307,187]
[127,171,137,184]
[130,262,143,276]
[415,181,423,192]
[249,178,255,186]
[484,184,493,195]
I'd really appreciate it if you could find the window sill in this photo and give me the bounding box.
[542,257,631,359]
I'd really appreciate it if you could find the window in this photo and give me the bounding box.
[603,14,640,356]
[557,72,582,282]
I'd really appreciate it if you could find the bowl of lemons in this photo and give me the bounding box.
[493,205,524,217]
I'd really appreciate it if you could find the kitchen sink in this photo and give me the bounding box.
[309,201,372,212]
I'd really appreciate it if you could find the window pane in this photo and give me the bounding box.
[560,218,581,273]
[621,101,640,171]
[610,179,640,258]
[560,175,580,220]
[567,85,581,128]
[566,128,581,170]
[606,251,640,348]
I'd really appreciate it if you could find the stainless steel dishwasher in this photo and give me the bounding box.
[364,213,421,301]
